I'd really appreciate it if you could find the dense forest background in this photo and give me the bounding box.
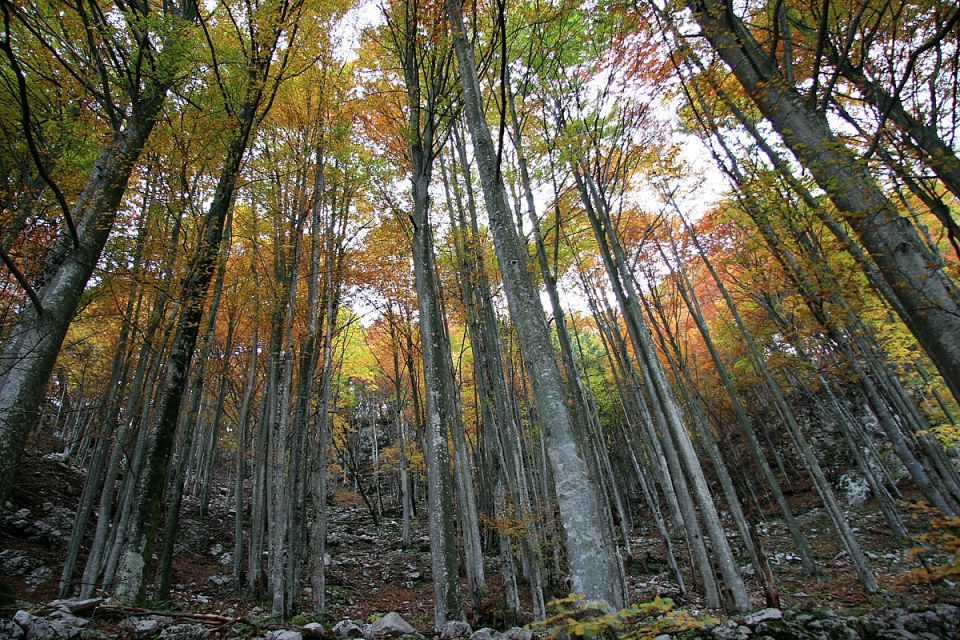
[1,0,959,636]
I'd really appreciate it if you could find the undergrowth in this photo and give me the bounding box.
[529,594,715,639]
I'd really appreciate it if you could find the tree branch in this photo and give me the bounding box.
[0,0,79,249]
[0,244,43,317]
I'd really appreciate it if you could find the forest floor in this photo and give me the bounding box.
[1,449,957,638]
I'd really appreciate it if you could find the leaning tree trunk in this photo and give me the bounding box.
[575,162,750,610]
[0,3,198,505]
[687,0,960,405]
[0,89,169,506]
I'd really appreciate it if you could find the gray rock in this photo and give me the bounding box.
[266,631,303,640]
[209,544,225,556]
[333,620,365,638]
[48,598,102,615]
[0,618,25,639]
[897,605,960,635]
[26,566,53,586]
[365,612,416,638]
[303,622,325,638]
[46,611,88,629]
[837,471,870,507]
[501,628,532,640]
[469,629,498,640]
[439,621,472,640]
[860,605,960,640]
[13,609,88,640]
[744,609,783,626]
[0,550,39,575]
[770,552,802,565]
[14,610,53,640]
[808,616,860,640]
[217,552,233,566]
[711,620,751,640]
[159,623,210,640]
[131,619,161,637]
[207,574,231,588]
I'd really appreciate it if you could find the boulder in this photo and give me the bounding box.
[710,620,751,640]
[469,629,498,640]
[501,628,532,640]
[439,621,472,640]
[0,550,39,575]
[836,471,870,507]
[130,619,162,638]
[365,612,416,638]
[47,598,102,616]
[744,609,783,626]
[26,566,53,586]
[0,618,25,639]
[46,611,88,630]
[302,622,325,638]
[266,631,303,640]
[333,620,365,638]
[14,610,58,640]
[207,574,231,588]
[807,616,861,640]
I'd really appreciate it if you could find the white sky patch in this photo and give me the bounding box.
[334,0,384,61]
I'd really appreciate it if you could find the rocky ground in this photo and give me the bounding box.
[1,452,957,639]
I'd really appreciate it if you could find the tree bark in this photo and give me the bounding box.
[444,0,625,608]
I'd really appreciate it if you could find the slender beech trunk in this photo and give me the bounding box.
[114,91,260,604]
[310,195,343,612]
[662,218,816,573]
[444,0,624,608]
[233,319,259,583]
[59,190,153,596]
[575,166,749,610]
[681,213,879,593]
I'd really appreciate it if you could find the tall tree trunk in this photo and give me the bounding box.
[233,318,260,584]
[576,167,750,610]
[114,94,259,604]
[444,0,625,607]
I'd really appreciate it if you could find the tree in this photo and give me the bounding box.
[0,0,199,504]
